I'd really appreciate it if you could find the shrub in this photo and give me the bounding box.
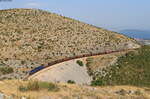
[18,85,28,92]
[115,89,127,96]
[27,81,40,91]
[39,82,59,92]
[0,67,14,74]
[91,79,104,86]
[21,60,25,65]
[76,60,83,66]
[85,58,94,76]
[48,83,59,91]
[38,81,50,88]
[67,80,75,84]
[134,90,142,95]
[18,81,59,92]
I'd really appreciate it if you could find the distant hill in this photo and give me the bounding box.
[136,39,150,45]
[120,29,150,40]
[0,8,140,79]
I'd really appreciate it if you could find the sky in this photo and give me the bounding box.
[0,0,150,32]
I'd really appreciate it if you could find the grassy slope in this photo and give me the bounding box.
[92,46,150,87]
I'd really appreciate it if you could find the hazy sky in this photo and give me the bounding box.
[0,0,150,31]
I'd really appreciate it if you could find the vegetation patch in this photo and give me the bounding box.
[86,58,94,75]
[19,81,59,92]
[86,58,93,68]
[134,90,142,96]
[91,79,104,86]
[92,46,150,87]
[0,67,14,74]
[67,80,76,84]
[115,89,128,96]
[76,60,84,66]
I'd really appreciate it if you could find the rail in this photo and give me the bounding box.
[27,48,139,77]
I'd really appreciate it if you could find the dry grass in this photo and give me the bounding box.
[0,80,149,99]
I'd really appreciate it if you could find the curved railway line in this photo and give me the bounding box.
[27,48,139,79]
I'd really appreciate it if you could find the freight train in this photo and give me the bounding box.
[29,48,136,75]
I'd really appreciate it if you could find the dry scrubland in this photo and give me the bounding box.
[0,8,140,79]
[0,80,150,99]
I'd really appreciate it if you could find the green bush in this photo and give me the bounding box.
[67,80,75,84]
[0,67,14,74]
[91,79,104,86]
[18,85,28,92]
[76,60,84,66]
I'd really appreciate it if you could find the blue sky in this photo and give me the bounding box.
[0,0,150,32]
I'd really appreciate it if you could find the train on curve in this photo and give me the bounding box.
[29,48,136,75]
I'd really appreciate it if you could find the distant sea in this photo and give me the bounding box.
[119,29,150,40]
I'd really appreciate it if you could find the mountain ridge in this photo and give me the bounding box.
[120,29,150,39]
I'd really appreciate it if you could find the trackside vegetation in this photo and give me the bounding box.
[67,80,76,84]
[91,46,150,87]
[76,60,84,66]
[19,81,59,92]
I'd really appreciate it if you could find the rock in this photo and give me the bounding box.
[21,97,27,99]
[0,93,12,99]
[115,89,128,96]
[0,93,4,99]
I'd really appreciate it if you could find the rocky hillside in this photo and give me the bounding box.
[0,8,140,79]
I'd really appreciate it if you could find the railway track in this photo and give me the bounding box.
[26,48,139,79]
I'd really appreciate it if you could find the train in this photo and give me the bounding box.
[29,48,137,76]
[29,65,45,75]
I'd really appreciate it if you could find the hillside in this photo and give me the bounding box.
[0,8,140,79]
[91,45,150,87]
